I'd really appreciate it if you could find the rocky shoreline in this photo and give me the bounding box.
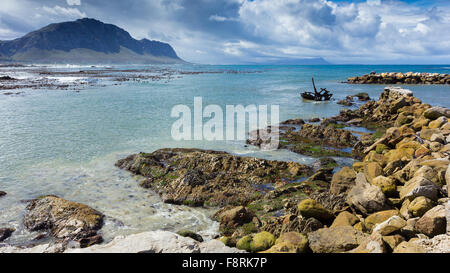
[347,72,450,85]
[1,86,449,253]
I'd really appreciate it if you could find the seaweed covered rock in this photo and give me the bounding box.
[297,199,335,224]
[216,206,255,235]
[264,232,309,253]
[116,148,312,207]
[177,230,203,242]
[23,195,104,241]
[250,231,276,252]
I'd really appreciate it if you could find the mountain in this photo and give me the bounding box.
[0,18,184,64]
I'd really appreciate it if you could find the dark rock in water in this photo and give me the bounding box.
[311,158,337,171]
[288,123,358,148]
[354,92,370,101]
[0,76,17,81]
[281,118,305,125]
[116,148,312,207]
[23,195,104,241]
[79,234,104,248]
[0,227,15,242]
[0,191,6,197]
[177,230,204,242]
[337,98,353,106]
[308,118,321,123]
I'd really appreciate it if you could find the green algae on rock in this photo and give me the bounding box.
[116,148,312,207]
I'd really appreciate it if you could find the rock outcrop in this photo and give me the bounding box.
[347,72,450,85]
[23,195,104,242]
[116,148,312,207]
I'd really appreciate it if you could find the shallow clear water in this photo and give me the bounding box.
[0,64,449,244]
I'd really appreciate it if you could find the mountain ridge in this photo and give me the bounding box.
[0,18,184,64]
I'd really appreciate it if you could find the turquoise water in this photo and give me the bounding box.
[0,64,449,244]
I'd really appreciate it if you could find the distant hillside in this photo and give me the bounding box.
[0,18,184,64]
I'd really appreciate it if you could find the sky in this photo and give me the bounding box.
[0,0,449,64]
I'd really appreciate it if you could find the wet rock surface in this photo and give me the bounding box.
[23,195,104,242]
[0,227,15,242]
[116,148,312,207]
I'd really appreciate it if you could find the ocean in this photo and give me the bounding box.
[1,64,449,244]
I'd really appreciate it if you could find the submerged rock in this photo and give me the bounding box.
[23,195,104,241]
[116,148,312,207]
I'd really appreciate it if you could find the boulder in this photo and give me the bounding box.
[420,129,441,141]
[415,205,447,237]
[399,176,441,201]
[217,206,254,235]
[331,211,360,227]
[382,234,405,250]
[297,199,335,224]
[219,236,236,247]
[371,176,397,197]
[365,210,400,231]
[372,216,406,236]
[407,196,434,217]
[393,241,426,253]
[250,232,276,252]
[364,162,383,183]
[423,107,450,120]
[307,226,367,253]
[264,232,309,253]
[236,235,252,252]
[384,148,414,162]
[349,233,387,253]
[23,195,104,240]
[330,167,356,195]
[413,234,450,253]
[177,230,203,242]
[430,133,445,144]
[0,191,6,197]
[429,116,448,129]
[346,173,388,215]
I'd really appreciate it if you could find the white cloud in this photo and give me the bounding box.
[42,5,86,18]
[66,0,81,6]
